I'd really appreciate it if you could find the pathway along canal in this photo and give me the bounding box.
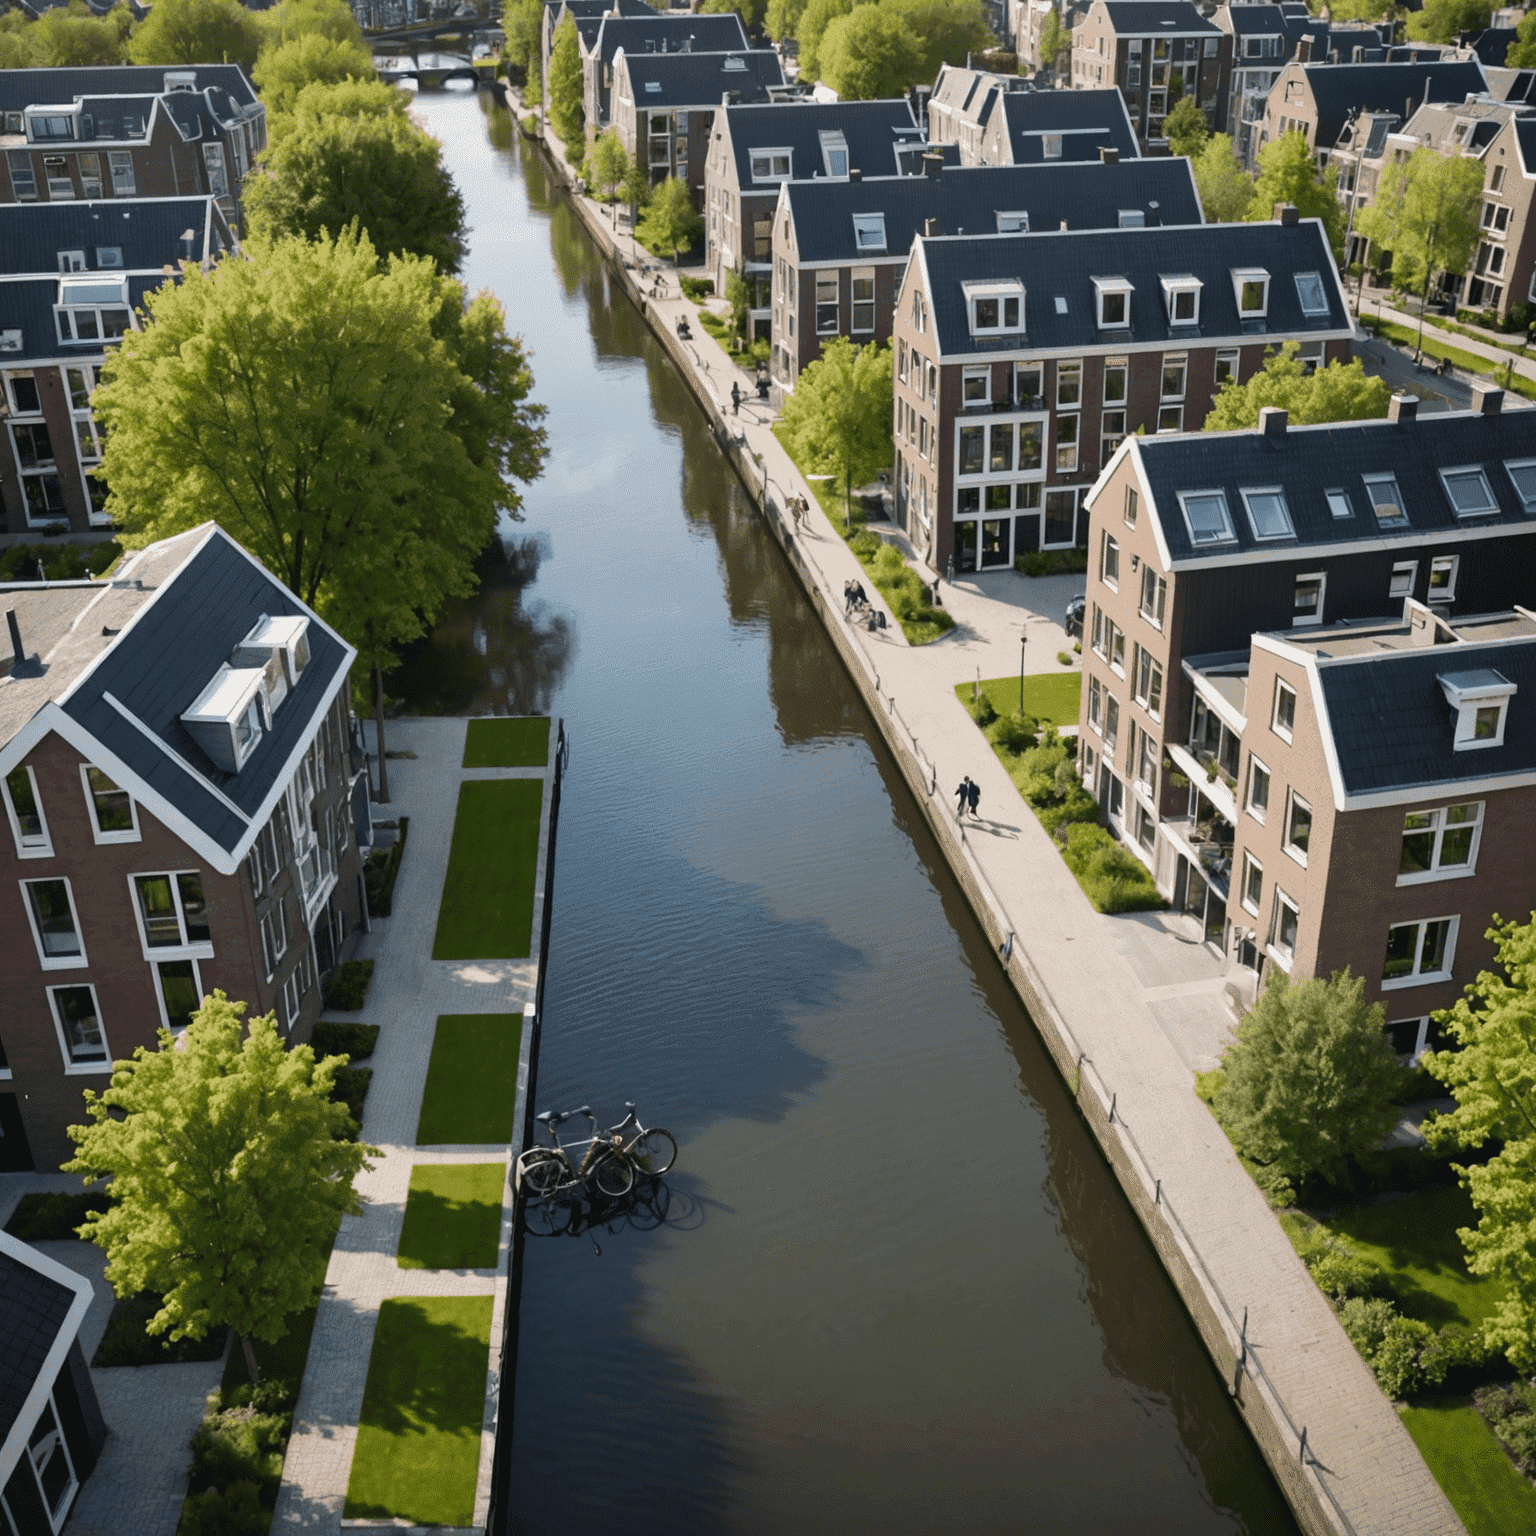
[404,86,1300,1536]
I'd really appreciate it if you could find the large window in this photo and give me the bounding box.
[1269,888,1299,967]
[1100,531,1120,588]
[1399,802,1480,881]
[81,764,137,842]
[1272,679,1296,740]
[48,984,108,1071]
[815,273,838,334]
[1055,413,1079,473]
[851,267,874,333]
[1245,755,1270,821]
[1177,489,1235,546]
[1440,466,1499,518]
[1133,645,1163,718]
[1103,692,1120,752]
[23,879,85,967]
[154,959,202,1033]
[131,871,212,953]
[1293,572,1325,626]
[3,765,50,856]
[1383,917,1456,987]
[1139,565,1166,627]
[261,898,289,977]
[1284,791,1312,863]
[1241,852,1263,915]
[1241,486,1294,541]
[1363,473,1407,526]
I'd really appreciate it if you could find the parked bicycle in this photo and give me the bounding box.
[516,1102,676,1204]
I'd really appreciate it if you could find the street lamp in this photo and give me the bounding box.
[1019,614,1048,716]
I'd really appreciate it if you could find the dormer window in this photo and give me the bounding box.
[182,666,269,772]
[1093,277,1132,329]
[964,281,1023,335]
[853,213,886,250]
[55,276,132,344]
[819,129,849,179]
[1232,267,1269,316]
[58,251,86,273]
[1042,133,1062,159]
[1440,465,1499,519]
[1177,489,1236,546]
[1439,670,1516,751]
[996,211,1028,233]
[750,148,791,181]
[1161,276,1200,325]
[1363,472,1407,526]
[27,114,74,141]
[1294,271,1330,316]
[234,614,311,690]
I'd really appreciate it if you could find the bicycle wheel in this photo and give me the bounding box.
[593,1152,635,1198]
[631,1129,677,1177]
[517,1149,566,1198]
[523,1195,576,1237]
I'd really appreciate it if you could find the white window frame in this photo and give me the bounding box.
[1326,488,1353,520]
[1245,754,1270,823]
[1390,560,1417,600]
[1214,348,1239,387]
[47,983,110,1075]
[1240,485,1294,541]
[1232,267,1270,315]
[79,763,140,844]
[1093,276,1133,329]
[1272,677,1296,742]
[3,765,52,858]
[1161,275,1201,325]
[852,212,887,251]
[261,898,289,979]
[1363,472,1407,526]
[1241,851,1263,916]
[1138,564,1166,628]
[750,146,792,182]
[1381,915,1459,991]
[1283,788,1312,866]
[996,211,1029,233]
[1293,270,1329,316]
[1176,488,1236,547]
[127,870,215,959]
[961,365,990,406]
[21,877,87,971]
[1268,887,1299,971]
[1439,465,1499,519]
[1100,530,1120,589]
[151,957,203,1035]
[964,281,1025,335]
[1428,554,1459,602]
[1504,457,1536,511]
[283,964,303,1028]
[851,265,875,334]
[1398,801,1482,886]
[1293,570,1326,627]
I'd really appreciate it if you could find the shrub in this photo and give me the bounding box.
[5,1190,110,1240]
[1060,823,1164,914]
[988,710,1037,754]
[309,1021,380,1061]
[1477,1382,1536,1473]
[966,693,998,727]
[678,275,714,300]
[187,1406,288,1502]
[323,959,374,1011]
[1014,548,1088,576]
[1252,1162,1297,1209]
[0,540,121,583]
[1056,651,1072,666]
[330,1066,372,1138]
[179,1480,269,1536]
[1420,1324,1493,1386]
[363,817,409,917]
[1373,1316,1435,1398]
[1339,1296,1396,1358]
[1307,1246,1386,1302]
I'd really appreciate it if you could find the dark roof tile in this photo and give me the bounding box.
[0,1248,74,1451]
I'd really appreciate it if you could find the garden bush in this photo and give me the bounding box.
[179,1480,268,1536]
[679,275,714,300]
[1014,548,1088,576]
[1060,823,1164,913]
[1339,1296,1494,1397]
[0,540,120,583]
[324,960,374,1011]
[187,1404,288,1503]
[1477,1382,1536,1473]
[965,693,998,727]
[310,1021,379,1061]
[363,817,408,917]
[987,710,1037,754]
[845,535,953,643]
[5,1190,110,1240]
[330,1066,373,1138]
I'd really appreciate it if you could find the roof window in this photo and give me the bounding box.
[644,81,662,93]
[96,246,123,268]
[723,54,748,71]
[1161,275,1200,325]
[1438,669,1516,752]
[1240,486,1295,540]
[1440,465,1499,518]
[1363,472,1407,526]
[1294,271,1330,316]
[996,211,1028,233]
[1325,488,1353,519]
[1053,295,1067,315]
[1093,276,1133,329]
[1042,133,1062,159]
[1506,458,1536,511]
[819,129,849,179]
[964,281,1024,335]
[750,148,791,180]
[853,213,886,250]
[1232,267,1269,316]
[1177,489,1236,546]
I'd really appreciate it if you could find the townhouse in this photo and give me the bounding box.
[0,196,236,536]
[705,98,926,317]
[925,64,1030,158]
[889,210,1349,571]
[1078,395,1536,1034]
[0,523,369,1169]
[772,155,1202,386]
[0,65,266,221]
[538,0,655,101]
[1069,0,1231,151]
[967,85,1139,166]
[1464,114,1536,319]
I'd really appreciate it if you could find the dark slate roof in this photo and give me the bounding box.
[59,528,351,855]
[994,89,1138,161]
[786,159,1201,264]
[1515,115,1536,175]
[1100,1,1219,35]
[0,197,230,276]
[1470,26,1517,67]
[0,64,257,113]
[1133,408,1536,566]
[1299,60,1488,145]
[919,218,1344,357]
[1318,640,1536,793]
[617,48,783,109]
[587,13,749,64]
[721,100,921,188]
[0,1248,73,1451]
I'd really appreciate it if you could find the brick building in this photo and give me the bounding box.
[0,524,368,1171]
[938,78,1140,167]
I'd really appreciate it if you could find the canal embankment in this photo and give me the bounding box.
[502,91,1462,1536]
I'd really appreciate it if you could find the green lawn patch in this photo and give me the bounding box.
[1402,1397,1536,1536]
[462,716,550,768]
[956,674,1082,731]
[397,1163,505,1270]
[1361,316,1536,401]
[344,1295,493,1527]
[432,779,543,960]
[416,1015,523,1145]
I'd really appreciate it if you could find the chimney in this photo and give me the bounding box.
[849,167,861,182]
[1099,145,1119,163]
[6,609,23,672]
[923,216,943,236]
[1388,392,1417,424]
[1296,34,1312,62]
[1473,383,1504,415]
[1259,406,1288,438]
[1059,219,1068,230]
[1274,202,1299,225]
[922,151,942,177]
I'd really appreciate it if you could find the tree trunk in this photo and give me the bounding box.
[374,663,391,805]
[242,1335,261,1385]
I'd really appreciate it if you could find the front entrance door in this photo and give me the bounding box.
[0,1092,34,1172]
[954,519,978,573]
[1044,489,1078,548]
[980,517,1011,569]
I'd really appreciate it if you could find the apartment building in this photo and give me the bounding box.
[1070,0,1231,150]
[705,98,925,317]
[538,0,655,99]
[1077,395,1536,1029]
[0,196,236,536]
[0,524,368,1170]
[0,65,266,221]
[925,64,1029,157]
[889,211,1349,571]
[966,85,1139,166]
[771,155,1201,387]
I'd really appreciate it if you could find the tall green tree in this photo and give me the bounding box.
[1424,916,1536,1371]
[1213,969,1403,1185]
[1246,130,1343,252]
[797,0,858,80]
[1405,0,1491,43]
[726,269,751,343]
[254,32,376,117]
[268,75,408,148]
[778,338,892,527]
[765,0,809,40]
[820,4,923,98]
[504,0,545,82]
[586,128,632,202]
[258,0,367,50]
[700,0,767,32]
[1037,8,1069,70]
[637,176,703,261]
[1511,10,1536,68]
[1164,95,1209,159]
[547,12,584,148]
[246,109,468,273]
[25,1,132,66]
[1204,342,1390,429]
[883,0,993,84]
[1193,133,1254,222]
[63,993,374,1385]
[129,0,265,69]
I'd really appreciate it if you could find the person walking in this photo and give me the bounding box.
[731,381,742,414]
[967,778,981,820]
[843,580,855,616]
[955,775,971,819]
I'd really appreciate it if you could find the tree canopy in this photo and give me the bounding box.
[1037,8,1069,70]
[1204,343,1390,430]
[586,129,633,202]
[1357,147,1483,298]
[699,0,767,31]
[254,31,376,117]
[778,338,892,521]
[820,4,923,98]
[1193,133,1255,222]
[1405,0,1491,44]
[1246,130,1343,252]
[63,992,373,1382]
[128,0,265,69]
[1424,915,1536,1371]
[547,12,584,147]
[258,0,367,50]
[268,75,408,148]
[765,0,809,39]
[883,0,993,84]
[637,176,703,262]
[0,2,132,67]
[1213,969,1403,1185]
[1164,95,1209,159]
[796,0,856,81]
[1511,10,1536,68]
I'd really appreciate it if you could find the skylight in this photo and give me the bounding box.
[852,213,886,250]
[1178,490,1236,546]
[644,81,661,92]
[1325,488,1353,519]
[1506,459,1536,511]
[1053,296,1067,314]
[1241,487,1294,540]
[1294,271,1329,316]
[1440,466,1499,518]
[996,211,1028,233]
[1363,473,1408,526]
[819,129,849,179]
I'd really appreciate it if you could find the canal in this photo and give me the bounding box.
[404,85,1301,1536]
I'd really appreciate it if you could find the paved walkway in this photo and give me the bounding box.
[274,716,553,1534]
[513,98,1463,1535]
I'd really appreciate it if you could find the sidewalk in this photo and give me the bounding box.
[1358,285,1536,386]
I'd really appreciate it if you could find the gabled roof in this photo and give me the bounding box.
[720,99,922,189]
[586,13,749,65]
[928,63,1025,120]
[1119,406,1536,569]
[914,217,1345,358]
[992,89,1139,162]
[0,64,258,114]
[1097,1,1220,36]
[1470,27,1517,68]
[1293,60,1489,146]
[1396,96,1521,156]
[783,158,1201,265]
[1515,115,1536,175]
[615,48,783,109]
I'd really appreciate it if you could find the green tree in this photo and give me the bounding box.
[258,0,366,50]
[621,158,650,214]
[765,0,809,39]
[586,128,632,202]
[883,0,993,84]
[1246,130,1343,251]
[1511,10,1536,68]
[246,109,468,273]
[63,992,373,1384]
[1193,133,1254,222]
[1424,916,1536,1370]
[637,175,703,261]
[700,0,767,31]
[254,32,375,117]
[1204,342,1390,429]
[1405,0,1491,43]
[547,11,584,147]
[28,1,132,66]
[797,0,857,80]
[268,75,408,148]
[778,337,892,528]
[726,268,750,342]
[1213,969,1403,1185]
[1164,94,1209,159]
[820,4,923,98]
[1037,8,1069,70]
[129,0,265,69]
[504,0,545,81]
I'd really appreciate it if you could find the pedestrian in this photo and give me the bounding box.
[853,579,868,610]
[955,775,970,818]
[967,778,981,819]
[731,381,741,414]
[843,580,855,616]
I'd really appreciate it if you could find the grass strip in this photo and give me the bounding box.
[1401,1396,1536,1536]
[955,674,1082,731]
[416,1014,523,1145]
[397,1162,505,1270]
[432,778,543,960]
[462,716,550,769]
[344,1296,493,1527]
[1361,316,1536,400]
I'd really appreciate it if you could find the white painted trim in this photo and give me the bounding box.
[78,761,140,845]
[2,763,53,859]
[18,874,88,971]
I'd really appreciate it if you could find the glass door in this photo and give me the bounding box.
[954,520,978,573]
[980,518,1011,569]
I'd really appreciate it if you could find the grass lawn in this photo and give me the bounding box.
[219,1231,337,1393]
[397,1163,505,1270]
[1362,316,1536,401]
[343,1296,493,1527]
[432,778,543,960]
[462,716,550,769]
[416,1015,523,1145]
[956,673,1082,730]
[1401,1397,1536,1536]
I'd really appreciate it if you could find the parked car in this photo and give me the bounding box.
[1064,595,1085,639]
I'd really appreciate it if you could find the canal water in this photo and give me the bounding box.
[405,85,1300,1536]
